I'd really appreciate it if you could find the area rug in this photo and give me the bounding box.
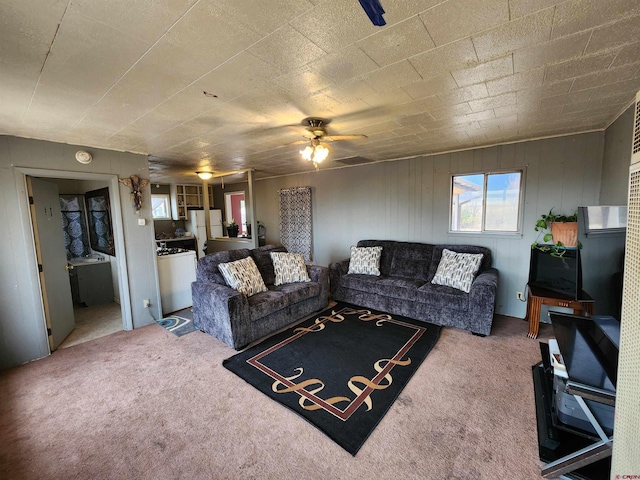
[156,314,197,337]
[223,302,441,455]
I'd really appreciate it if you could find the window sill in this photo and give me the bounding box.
[447,230,523,238]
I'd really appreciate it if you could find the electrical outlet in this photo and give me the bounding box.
[516,291,524,301]
[143,299,150,308]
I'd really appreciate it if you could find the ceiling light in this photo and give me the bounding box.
[196,171,213,180]
[300,139,329,170]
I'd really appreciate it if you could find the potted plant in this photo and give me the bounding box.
[532,208,579,255]
[226,219,239,238]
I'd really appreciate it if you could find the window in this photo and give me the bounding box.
[151,194,171,220]
[450,170,523,233]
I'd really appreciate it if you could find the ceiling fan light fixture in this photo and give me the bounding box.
[300,145,314,161]
[300,142,328,169]
[313,144,329,163]
[196,171,213,180]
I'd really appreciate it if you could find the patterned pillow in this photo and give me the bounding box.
[348,246,383,275]
[218,257,268,297]
[431,248,483,293]
[270,252,311,286]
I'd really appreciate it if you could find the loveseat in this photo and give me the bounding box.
[329,240,498,336]
[192,245,329,349]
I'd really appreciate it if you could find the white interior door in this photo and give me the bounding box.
[28,177,75,350]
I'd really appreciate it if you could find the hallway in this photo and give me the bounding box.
[58,302,123,349]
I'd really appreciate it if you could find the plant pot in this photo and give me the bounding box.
[227,225,239,238]
[550,222,578,247]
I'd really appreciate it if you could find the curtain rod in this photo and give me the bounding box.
[278,186,311,193]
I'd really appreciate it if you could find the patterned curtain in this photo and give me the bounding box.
[279,187,312,263]
[59,195,90,259]
[86,196,112,252]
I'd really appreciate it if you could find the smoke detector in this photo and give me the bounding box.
[75,150,92,164]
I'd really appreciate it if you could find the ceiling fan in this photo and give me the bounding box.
[290,118,367,169]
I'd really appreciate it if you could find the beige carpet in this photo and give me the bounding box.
[0,312,552,480]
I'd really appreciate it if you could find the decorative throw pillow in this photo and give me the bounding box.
[348,246,383,275]
[270,252,311,286]
[431,249,483,293]
[218,257,268,297]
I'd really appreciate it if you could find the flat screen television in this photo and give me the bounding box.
[529,248,582,299]
[549,312,619,393]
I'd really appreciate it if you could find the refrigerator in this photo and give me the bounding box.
[185,209,223,259]
[209,208,223,238]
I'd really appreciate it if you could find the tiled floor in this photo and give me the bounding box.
[58,302,123,349]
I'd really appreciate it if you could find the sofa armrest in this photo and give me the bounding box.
[328,259,349,281]
[467,268,499,335]
[307,264,330,308]
[328,259,350,301]
[329,259,350,275]
[191,280,250,348]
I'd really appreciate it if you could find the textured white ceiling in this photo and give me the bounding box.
[1,0,639,183]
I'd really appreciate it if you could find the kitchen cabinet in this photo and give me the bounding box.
[175,184,216,219]
[68,261,114,306]
[176,184,202,219]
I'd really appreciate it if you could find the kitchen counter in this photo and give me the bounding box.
[155,237,196,250]
[207,236,257,253]
[156,236,194,242]
[213,236,252,242]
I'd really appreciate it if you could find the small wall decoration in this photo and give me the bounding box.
[119,175,149,214]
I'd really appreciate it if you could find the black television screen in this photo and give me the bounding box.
[529,248,582,299]
[549,312,619,392]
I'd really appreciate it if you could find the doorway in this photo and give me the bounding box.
[24,171,131,352]
[225,191,247,235]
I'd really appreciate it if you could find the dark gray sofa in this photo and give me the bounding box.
[329,240,498,336]
[192,245,329,349]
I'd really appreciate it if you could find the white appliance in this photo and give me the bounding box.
[157,250,197,315]
[185,209,223,259]
[209,208,223,238]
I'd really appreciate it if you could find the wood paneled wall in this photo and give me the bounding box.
[0,136,159,369]
[256,131,610,318]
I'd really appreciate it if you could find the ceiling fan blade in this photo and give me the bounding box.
[323,134,368,142]
[287,139,310,145]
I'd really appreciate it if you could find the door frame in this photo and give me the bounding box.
[14,167,133,355]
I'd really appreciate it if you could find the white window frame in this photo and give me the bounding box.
[151,193,172,220]
[449,168,526,236]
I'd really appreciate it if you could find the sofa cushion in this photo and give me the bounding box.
[428,245,492,281]
[218,256,268,297]
[357,240,396,275]
[341,273,380,291]
[431,248,483,293]
[417,283,470,311]
[271,252,311,285]
[250,244,287,285]
[348,246,383,275]
[375,276,423,301]
[247,282,321,321]
[196,248,251,284]
[341,274,422,301]
[389,242,434,281]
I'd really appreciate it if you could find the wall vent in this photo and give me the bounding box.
[334,156,373,166]
[611,91,640,475]
[633,91,640,164]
